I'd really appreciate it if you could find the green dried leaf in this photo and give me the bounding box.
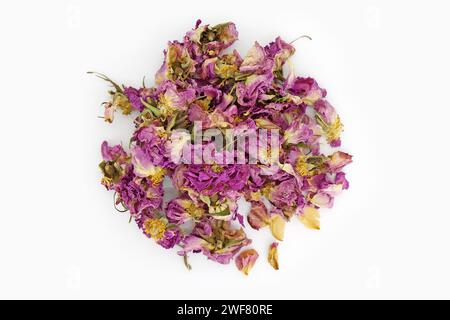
[87,71,123,93]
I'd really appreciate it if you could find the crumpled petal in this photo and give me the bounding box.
[327,151,353,172]
[235,249,259,275]
[283,119,313,145]
[158,227,182,249]
[240,42,273,74]
[131,146,164,179]
[310,192,333,208]
[247,201,270,230]
[101,141,126,162]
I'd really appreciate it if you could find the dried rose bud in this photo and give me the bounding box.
[235,249,259,275]
[268,242,279,270]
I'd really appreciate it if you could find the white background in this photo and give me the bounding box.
[0,0,449,299]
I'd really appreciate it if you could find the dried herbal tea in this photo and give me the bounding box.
[93,20,352,274]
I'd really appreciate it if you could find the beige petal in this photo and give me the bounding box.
[270,214,285,241]
[299,207,320,230]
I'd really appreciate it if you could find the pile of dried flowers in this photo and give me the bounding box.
[93,20,352,275]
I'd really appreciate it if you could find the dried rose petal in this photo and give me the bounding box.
[299,207,320,230]
[327,151,353,172]
[235,249,259,275]
[268,242,279,270]
[247,201,270,230]
[269,214,285,241]
[310,192,333,208]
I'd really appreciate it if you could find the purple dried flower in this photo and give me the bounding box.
[124,87,144,112]
[158,227,182,249]
[268,178,300,208]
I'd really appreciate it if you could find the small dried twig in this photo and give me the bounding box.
[289,35,312,44]
[183,254,192,270]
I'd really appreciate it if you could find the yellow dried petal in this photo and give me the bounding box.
[299,207,320,230]
[143,218,167,241]
[326,116,343,142]
[249,191,262,202]
[255,118,280,130]
[268,243,279,270]
[270,215,285,241]
[149,167,166,185]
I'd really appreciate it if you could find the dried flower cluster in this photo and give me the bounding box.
[94,20,352,274]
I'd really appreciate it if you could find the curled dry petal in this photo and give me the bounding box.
[327,151,353,172]
[269,214,286,241]
[268,242,279,270]
[283,119,313,145]
[299,206,320,230]
[255,118,281,130]
[247,201,270,230]
[166,130,191,164]
[235,249,259,275]
[310,192,333,208]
